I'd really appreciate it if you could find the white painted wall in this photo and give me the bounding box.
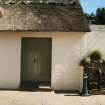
[51,33,84,90]
[0,34,21,89]
[0,32,84,90]
[0,27,104,90]
[81,25,105,57]
[82,32,105,56]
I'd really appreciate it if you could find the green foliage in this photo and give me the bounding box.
[85,7,105,25]
[85,12,97,24]
[89,50,102,60]
[80,57,90,66]
[80,58,86,66]
[96,7,105,24]
[80,50,104,66]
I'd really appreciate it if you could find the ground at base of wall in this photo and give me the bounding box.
[0,91,105,105]
[90,89,105,95]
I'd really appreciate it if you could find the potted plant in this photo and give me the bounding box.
[80,50,104,95]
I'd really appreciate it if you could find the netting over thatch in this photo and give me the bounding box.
[0,2,90,32]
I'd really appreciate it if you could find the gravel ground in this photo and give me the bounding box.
[0,90,104,105]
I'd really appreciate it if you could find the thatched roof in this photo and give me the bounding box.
[0,3,90,32]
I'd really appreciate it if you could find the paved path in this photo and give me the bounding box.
[0,90,104,105]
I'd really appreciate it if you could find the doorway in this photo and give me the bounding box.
[21,37,52,90]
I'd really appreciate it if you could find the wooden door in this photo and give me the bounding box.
[21,38,52,83]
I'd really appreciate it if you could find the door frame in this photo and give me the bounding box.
[20,37,52,85]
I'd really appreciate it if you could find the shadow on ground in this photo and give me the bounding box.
[19,82,52,92]
[54,90,80,96]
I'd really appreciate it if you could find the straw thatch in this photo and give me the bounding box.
[0,3,90,32]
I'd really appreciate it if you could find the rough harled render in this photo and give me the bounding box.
[0,1,90,32]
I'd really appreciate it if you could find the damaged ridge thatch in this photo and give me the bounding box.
[0,3,90,32]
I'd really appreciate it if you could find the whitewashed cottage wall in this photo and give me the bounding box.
[0,25,104,90]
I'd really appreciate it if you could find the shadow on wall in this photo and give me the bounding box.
[82,32,105,56]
